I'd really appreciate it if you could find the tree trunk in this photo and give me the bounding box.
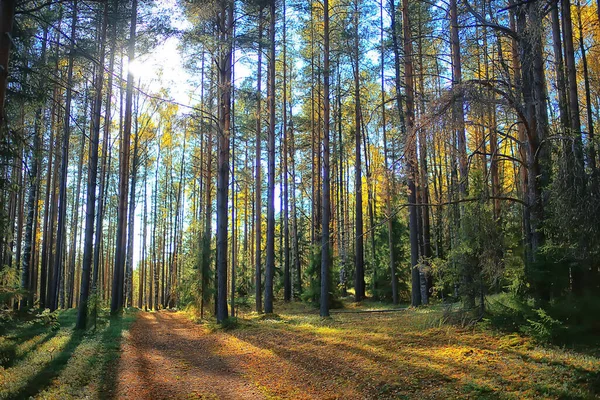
[51,1,78,311]
[254,10,263,313]
[353,0,365,302]
[77,0,108,329]
[0,0,15,126]
[21,26,48,310]
[111,0,137,314]
[264,0,276,315]
[215,0,234,323]
[320,0,331,318]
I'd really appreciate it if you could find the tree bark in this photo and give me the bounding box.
[216,0,234,323]
[353,0,365,302]
[111,0,137,314]
[77,0,108,329]
[264,0,276,314]
[320,0,331,317]
[254,10,263,313]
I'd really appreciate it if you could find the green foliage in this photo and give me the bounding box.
[301,245,321,304]
[0,266,22,305]
[485,293,600,345]
[219,316,240,330]
[371,215,409,302]
[447,172,506,309]
[31,309,61,330]
[524,308,561,342]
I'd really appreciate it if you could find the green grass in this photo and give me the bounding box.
[200,300,600,399]
[0,308,137,400]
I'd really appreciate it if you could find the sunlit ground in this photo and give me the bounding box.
[185,301,600,399]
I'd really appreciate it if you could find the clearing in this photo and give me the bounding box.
[116,304,600,399]
[1,303,599,399]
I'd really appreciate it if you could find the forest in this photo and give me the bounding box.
[0,0,600,398]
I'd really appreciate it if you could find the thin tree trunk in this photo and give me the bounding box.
[51,1,78,311]
[282,0,291,302]
[254,10,264,313]
[21,27,48,310]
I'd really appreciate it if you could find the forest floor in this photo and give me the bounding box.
[1,302,599,399]
[114,302,600,400]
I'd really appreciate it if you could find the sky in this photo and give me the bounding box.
[127,0,255,269]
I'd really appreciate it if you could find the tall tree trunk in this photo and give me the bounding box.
[140,163,148,309]
[215,0,234,323]
[21,26,48,310]
[111,0,137,314]
[353,0,365,302]
[77,0,108,329]
[320,0,331,318]
[68,96,88,309]
[381,0,398,305]
[51,1,78,311]
[125,112,141,307]
[93,0,118,308]
[400,0,421,307]
[282,0,291,302]
[254,10,263,313]
[264,0,276,314]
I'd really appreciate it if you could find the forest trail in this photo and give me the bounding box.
[115,311,266,400]
[112,309,600,399]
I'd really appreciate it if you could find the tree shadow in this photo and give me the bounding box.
[0,328,60,368]
[10,330,85,399]
[98,314,135,399]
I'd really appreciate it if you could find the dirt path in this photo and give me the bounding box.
[115,312,265,400]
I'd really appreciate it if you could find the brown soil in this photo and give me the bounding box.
[115,312,266,400]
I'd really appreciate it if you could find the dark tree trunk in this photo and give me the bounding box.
[111,0,137,314]
[353,0,365,302]
[320,0,331,318]
[0,0,15,125]
[77,0,108,329]
[254,10,263,313]
[216,0,234,323]
[264,0,276,314]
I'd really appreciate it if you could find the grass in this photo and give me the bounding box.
[192,300,600,399]
[0,307,137,400]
